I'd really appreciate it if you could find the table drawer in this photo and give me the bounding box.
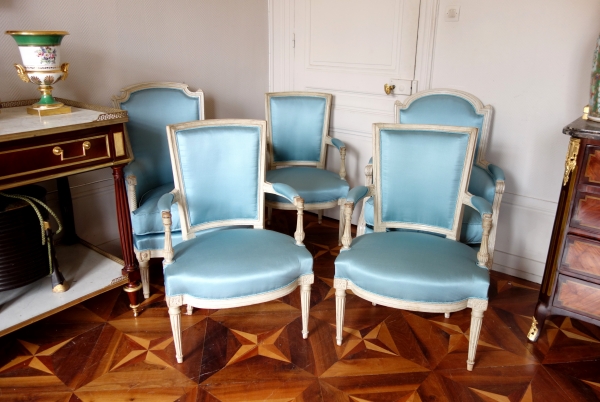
[0,134,111,180]
[555,275,600,320]
[562,235,600,280]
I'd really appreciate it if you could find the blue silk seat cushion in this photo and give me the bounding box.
[131,183,181,235]
[266,167,349,204]
[335,232,489,303]
[164,229,313,300]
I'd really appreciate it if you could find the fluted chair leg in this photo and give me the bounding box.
[167,297,183,363]
[318,209,323,224]
[467,307,485,371]
[137,252,151,299]
[186,304,193,315]
[301,284,311,339]
[445,312,450,318]
[335,287,346,346]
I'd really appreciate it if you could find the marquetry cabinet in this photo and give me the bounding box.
[528,117,600,341]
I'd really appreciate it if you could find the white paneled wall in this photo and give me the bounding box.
[433,0,600,282]
[0,0,268,248]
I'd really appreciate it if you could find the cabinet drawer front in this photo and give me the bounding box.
[571,193,600,232]
[584,146,600,185]
[555,275,600,320]
[562,235,600,280]
[0,135,111,180]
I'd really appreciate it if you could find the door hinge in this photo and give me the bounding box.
[292,33,295,48]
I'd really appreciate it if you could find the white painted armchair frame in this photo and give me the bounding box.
[162,119,313,363]
[357,89,505,269]
[338,124,491,371]
[265,92,348,243]
[112,82,205,299]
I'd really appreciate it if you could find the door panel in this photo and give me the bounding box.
[273,0,422,222]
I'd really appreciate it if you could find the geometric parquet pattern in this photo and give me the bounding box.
[1,211,600,401]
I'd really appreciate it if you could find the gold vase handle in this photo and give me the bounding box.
[14,64,30,83]
[384,83,396,95]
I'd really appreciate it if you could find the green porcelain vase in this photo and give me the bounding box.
[589,34,600,122]
[5,31,70,110]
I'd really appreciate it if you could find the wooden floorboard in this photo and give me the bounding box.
[1,210,599,401]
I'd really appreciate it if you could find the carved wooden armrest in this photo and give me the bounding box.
[263,182,306,246]
[325,136,347,180]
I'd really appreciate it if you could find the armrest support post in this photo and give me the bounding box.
[294,196,305,246]
[341,202,354,250]
[477,213,492,268]
[162,210,174,265]
[340,146,347,180]
[365,162,373,186]
[126,175,138,212]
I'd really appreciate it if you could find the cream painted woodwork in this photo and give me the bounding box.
[270,0,436,222]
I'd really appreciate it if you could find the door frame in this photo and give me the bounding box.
[268,0,440,93]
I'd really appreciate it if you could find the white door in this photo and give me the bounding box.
[270,0,430,221]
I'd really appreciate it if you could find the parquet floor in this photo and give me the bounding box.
[1,211,600,401]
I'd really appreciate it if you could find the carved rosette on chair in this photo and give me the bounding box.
[5,31,70,115]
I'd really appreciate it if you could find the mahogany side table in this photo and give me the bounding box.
[0,98,141,335]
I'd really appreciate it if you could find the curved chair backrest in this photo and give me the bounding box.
[113,82,204,199]
[167,120,267,239]
[266,92,332,169]
[395,89,492,166]
[372,123,478,240]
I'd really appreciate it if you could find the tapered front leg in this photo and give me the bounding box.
[335,288,346,346]
[167,296,183,363]
[467,307,485,371]
[300,283,311,339]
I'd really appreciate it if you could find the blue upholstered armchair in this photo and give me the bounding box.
[358,89,505,269]
[336,123,492,371]
[112,82,204,300]
[160,119,314,363]
[265,92,349,243]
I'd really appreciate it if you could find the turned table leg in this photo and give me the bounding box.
[112,165,141,316]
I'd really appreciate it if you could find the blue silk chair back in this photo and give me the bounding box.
[168,120,267,235]
[268,94,329,164]
[373,124,477,238]
[397,92,487,162]
[119,86,203,198]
